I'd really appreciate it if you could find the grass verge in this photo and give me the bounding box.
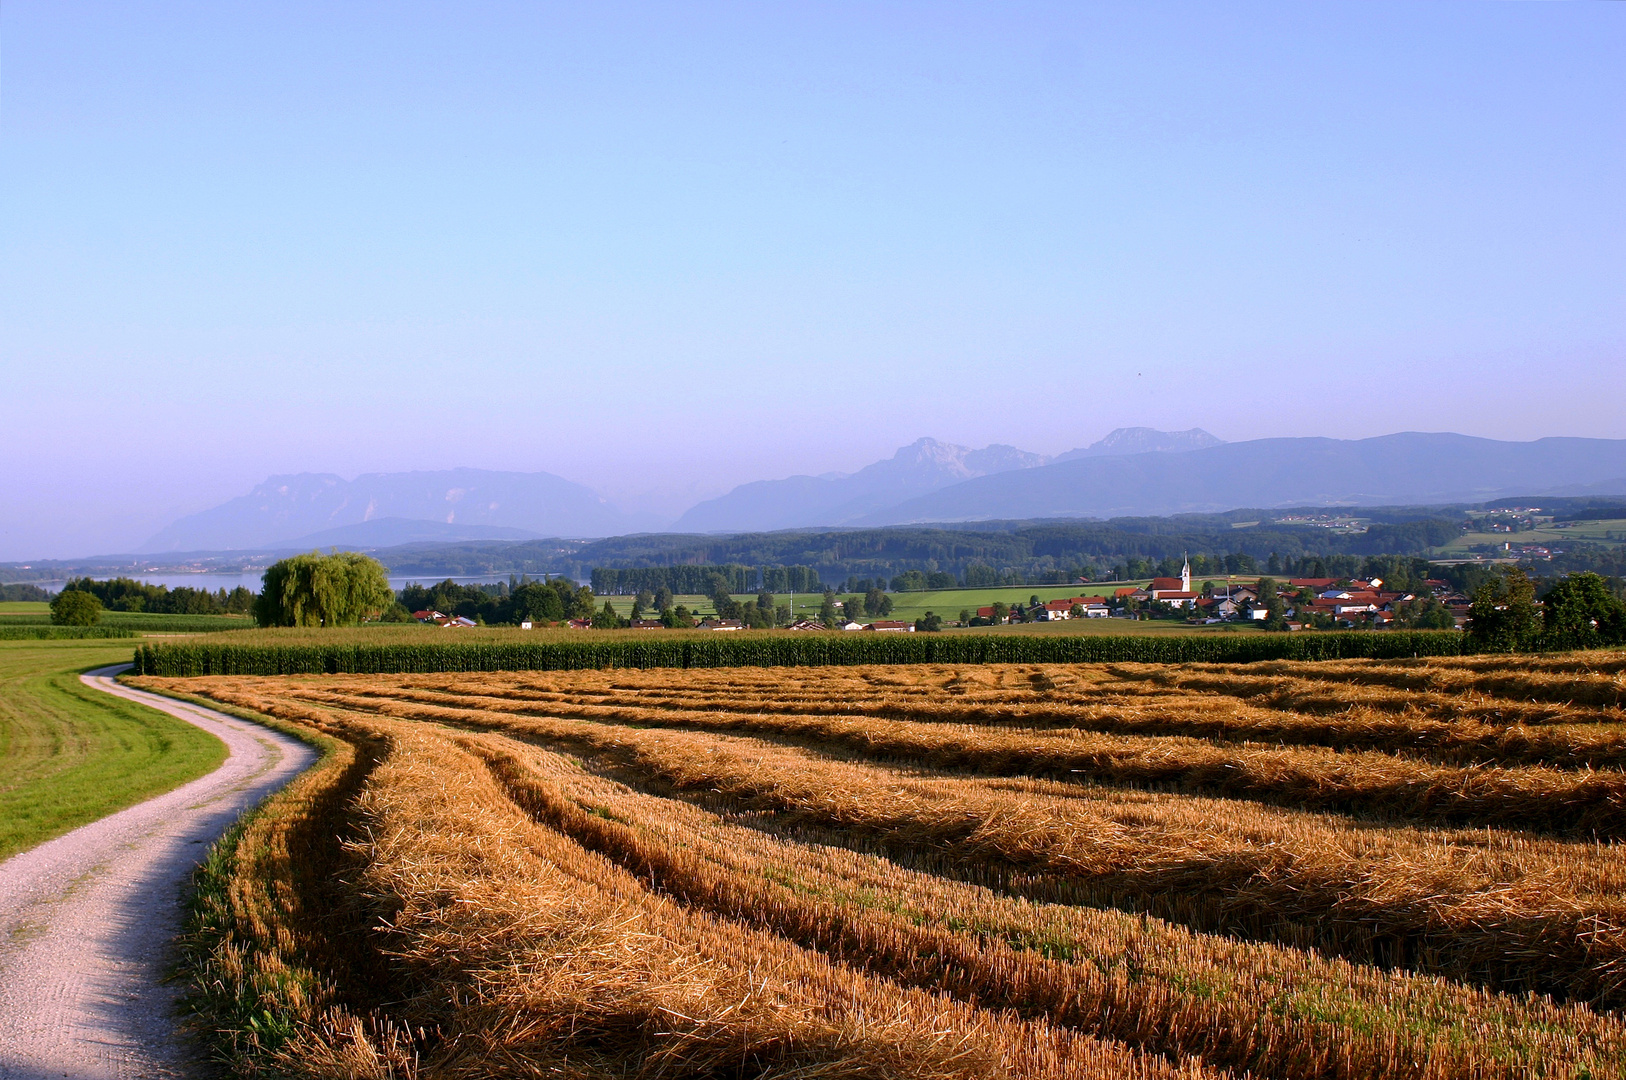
[0,639,225,861]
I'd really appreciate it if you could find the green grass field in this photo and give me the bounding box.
[1435,517,1626,554]
[601,583,1163,623]
[0,601,50,614]
[0,608,256,633]
[0,638,227,861]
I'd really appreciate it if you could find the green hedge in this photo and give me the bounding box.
[0,626,138,640]
[134,630,1472,677]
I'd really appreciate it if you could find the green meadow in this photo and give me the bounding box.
[0,638,226,861]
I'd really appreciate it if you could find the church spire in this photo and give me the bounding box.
[1181,553,1191,593]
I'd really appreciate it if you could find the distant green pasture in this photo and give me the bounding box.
[1435,517,1626,554]
[599,582,1170,624]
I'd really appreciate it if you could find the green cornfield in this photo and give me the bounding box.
[134,629,1472,676]
[0,626,138,640]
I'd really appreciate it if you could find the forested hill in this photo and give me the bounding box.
[377,510,1465,585]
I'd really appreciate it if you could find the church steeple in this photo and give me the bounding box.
[1181,554,1191,593]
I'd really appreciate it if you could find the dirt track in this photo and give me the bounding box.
[0,667,315,1079]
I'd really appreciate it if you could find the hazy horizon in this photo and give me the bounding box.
[4,3,1622,560]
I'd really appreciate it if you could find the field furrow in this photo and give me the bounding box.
[300,681,1626,837]
[133,648,1626,1078]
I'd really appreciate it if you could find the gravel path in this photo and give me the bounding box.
[0,667,315,1080]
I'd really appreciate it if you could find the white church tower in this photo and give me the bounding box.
[1181,554,1191,592]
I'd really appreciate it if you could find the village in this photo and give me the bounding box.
[408,554,1474,634]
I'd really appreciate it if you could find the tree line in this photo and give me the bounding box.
[591,564,822,595]
[60,577,255,616]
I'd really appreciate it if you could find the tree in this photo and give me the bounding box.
[379,602,415,623]
[844,599,865,624]
[1541,572,1626,649]
[631,589,654,620]
[593,600,624,629]
[709,577,741,620]
[654,586,673,614]
[991,601,1009,623]
[662,604,696,629]
[254,551,393,628]
[1255,577,1288,631]
[959,608,972,625]
[864,587,887,617]
[1392,592,1454,631]
[915,611,943,632]
[50,589,102,626]
[1467,567,1541,652]
[819,590,840,627]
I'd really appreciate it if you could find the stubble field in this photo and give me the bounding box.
[136,649,1626,1079]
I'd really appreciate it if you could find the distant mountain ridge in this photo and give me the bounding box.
[673,429,1223,533]
[861,433,1626,525]
[141,469,652,552]
[136,429,1626,554]
[672,437,1049,533]
[1055,427,1224,461]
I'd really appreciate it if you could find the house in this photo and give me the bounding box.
[411,609,444,622]
[864,620,914,632]
[785,619,827,631]
[520,621,533,630]
[1083,603,1110,618]
[1152,591,1199,609]
[700,619,745,631]
[1039,599,1075,620]
[567,618,593,630]
[438,616,476,628]
[976,606,1005,623]
[630,619,664,630]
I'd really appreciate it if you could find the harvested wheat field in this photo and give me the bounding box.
[136,648,1626,1079]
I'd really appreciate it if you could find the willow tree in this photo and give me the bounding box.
[254,551,394,627]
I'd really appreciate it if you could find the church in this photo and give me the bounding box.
[1148,556,1198,608]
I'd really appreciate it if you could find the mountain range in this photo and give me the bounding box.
[138,429,1626,552]
[141,469,653,552]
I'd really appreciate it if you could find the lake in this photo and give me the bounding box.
[27,572,535,594]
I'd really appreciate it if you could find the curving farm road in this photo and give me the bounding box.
[0,667,314,1080]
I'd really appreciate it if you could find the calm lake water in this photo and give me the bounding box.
[29,572,527,594]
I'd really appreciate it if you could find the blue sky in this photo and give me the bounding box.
[2,1,1622,558]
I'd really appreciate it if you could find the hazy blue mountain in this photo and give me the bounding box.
[673,437,1049,533]
[142,469,649,551]
[856,433,1626,525]
[1054,427,1224,460]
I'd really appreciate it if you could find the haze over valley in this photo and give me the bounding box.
[101,427,1626,559]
